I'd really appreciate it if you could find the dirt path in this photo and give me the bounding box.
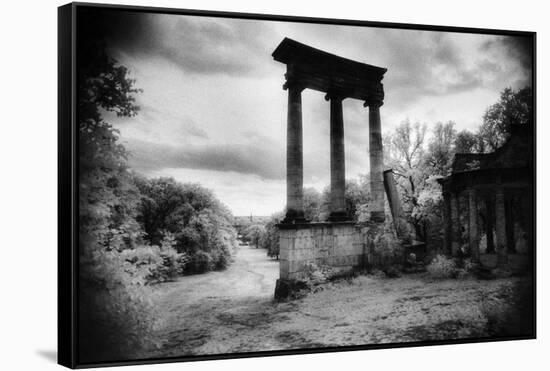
[146,246,530,358]
[148,245,290,356]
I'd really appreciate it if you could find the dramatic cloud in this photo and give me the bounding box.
[124,138,285,180]
[83,7,532,215]
[86,8,279,77]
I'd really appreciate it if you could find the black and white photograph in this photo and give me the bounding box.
[53,1,539,369]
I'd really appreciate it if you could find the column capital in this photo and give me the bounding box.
[282,73,305,92]
[363,99,384,108]
[324,92,345,102]
[363,90,385,108]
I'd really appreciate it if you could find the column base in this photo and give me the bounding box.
[328,211,349,222]
[370,211,385,223]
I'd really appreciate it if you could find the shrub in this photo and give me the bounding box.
[79,248,166,362]
[187,250,213,273]
[371,223,403,270]
[427,254,458,279]
[302,262,334,286]
[135,177,238,275]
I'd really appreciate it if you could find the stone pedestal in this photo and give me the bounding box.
[278,222,362,281]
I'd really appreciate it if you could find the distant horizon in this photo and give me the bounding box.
[100,10,532,216]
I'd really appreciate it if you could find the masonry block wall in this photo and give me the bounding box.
[279,223,365,280]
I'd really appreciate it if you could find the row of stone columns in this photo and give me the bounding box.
[444,188,508,265]
[283,83,385,223]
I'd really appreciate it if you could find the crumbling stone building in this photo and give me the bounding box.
[438,123,534,269]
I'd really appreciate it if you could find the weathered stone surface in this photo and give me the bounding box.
[369,104,385,222]
[284,84,306,223]
[467,189,480,263]
[278,222,364,281]
[450,193,460,256]
[329,96,347,221]
[495,188,508,267]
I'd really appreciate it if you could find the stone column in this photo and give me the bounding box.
[368,102,385,222]
[485,195,495,253]
[467,189,480,263]
[495,188,508,266]
[283,82,306,223]
[328,95,347,221]
[450,192,460,256]
[443,192,452,255]
[505,195,516,253]
[384,170,408,239]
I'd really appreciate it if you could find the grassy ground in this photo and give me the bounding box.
[145,246,532,358]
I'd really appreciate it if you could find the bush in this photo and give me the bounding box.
[427,254,458,279]
[371,223,403,269]
[187,250,213,273]
[302,262,334,287]
[79,248,166,362]
[135,177,238,275]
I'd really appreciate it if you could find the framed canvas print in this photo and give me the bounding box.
[58,2,536,368]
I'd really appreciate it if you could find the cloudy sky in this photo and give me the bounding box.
[94,9,532,216]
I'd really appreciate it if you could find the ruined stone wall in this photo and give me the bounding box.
[279,222,365,281]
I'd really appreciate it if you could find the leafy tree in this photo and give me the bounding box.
[344,178,371,221]
[425,121,457,175]
[478,87,532,152]
[455,129,480,154]
[134,177,237,272]
[261,212,285,259]
[384,120,429,239]
[315,177,371,222]
[303,187,323,222]
[245,224,265,248]
[76,14,159,362]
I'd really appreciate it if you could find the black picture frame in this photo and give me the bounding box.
[58,2,536,368]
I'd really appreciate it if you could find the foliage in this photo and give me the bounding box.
[370,222,403,270]
[384,119,430,240]
[314,177,371,222]
[119,233,189,284]
[76,18,162,361]
[76,19,235,361]
[424,121,457,175]
[244,224,265,248]
[427,254,458,279]
[455,129,480,154]
[303,187,323,221]
[478,87,533,152]
[260,212,285,259]
[302,262,335,287]
[134,177,237,273]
